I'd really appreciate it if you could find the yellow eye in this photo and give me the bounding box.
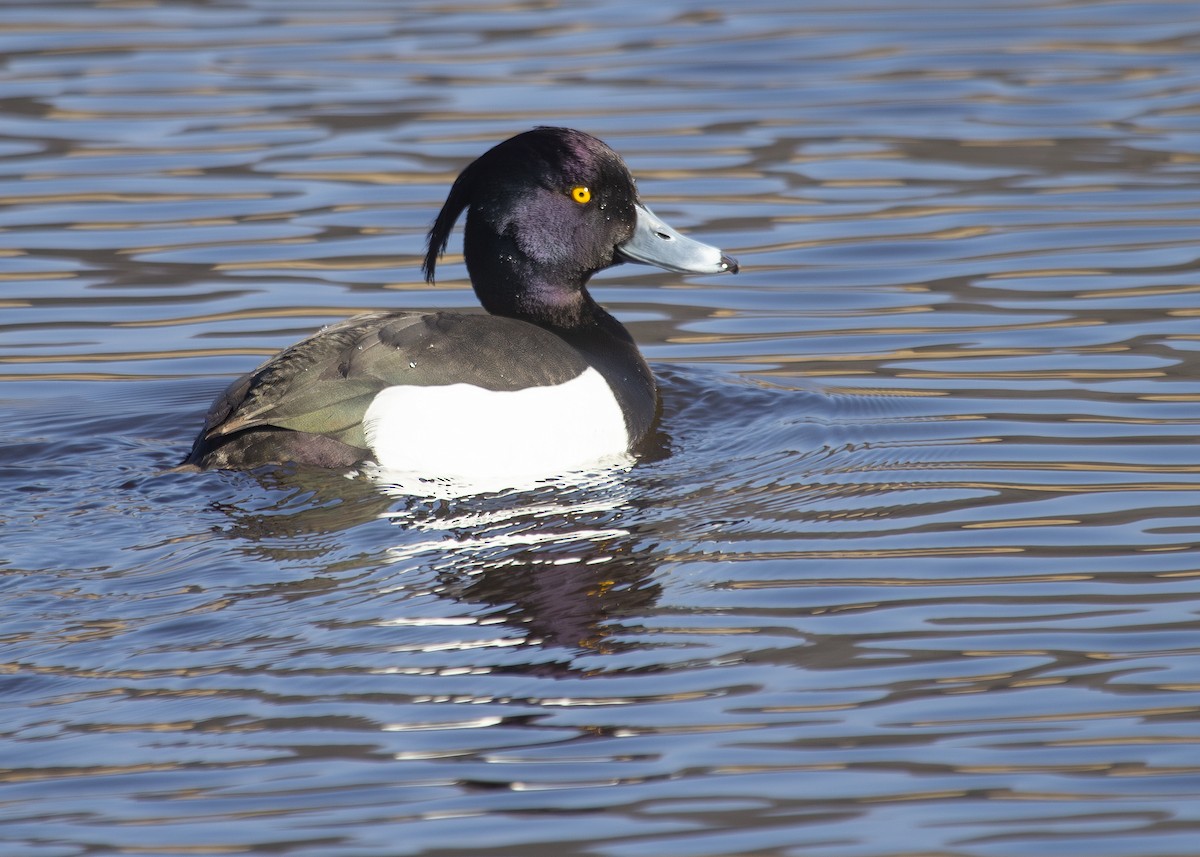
[570,186,591,204]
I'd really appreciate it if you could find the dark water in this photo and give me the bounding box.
[4,1,1200,855]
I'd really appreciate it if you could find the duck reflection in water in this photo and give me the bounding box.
[202,467,662,659]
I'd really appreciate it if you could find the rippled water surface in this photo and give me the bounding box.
[4,1,1200,855]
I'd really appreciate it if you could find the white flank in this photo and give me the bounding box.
[362,367,632,484]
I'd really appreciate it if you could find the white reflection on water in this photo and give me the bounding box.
[366,456,636,503]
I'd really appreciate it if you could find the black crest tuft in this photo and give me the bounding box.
[422,160,475,284]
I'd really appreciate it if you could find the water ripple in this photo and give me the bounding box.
[4,1,1200,855]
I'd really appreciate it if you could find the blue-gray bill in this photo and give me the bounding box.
[617,203,738,274]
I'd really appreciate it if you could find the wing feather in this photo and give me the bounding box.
[189,311,590,467]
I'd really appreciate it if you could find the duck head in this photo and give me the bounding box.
[422,127,737,324]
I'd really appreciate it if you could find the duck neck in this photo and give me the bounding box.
[467,256,617,337]
[463,210,629,332]
[466,247,657,444]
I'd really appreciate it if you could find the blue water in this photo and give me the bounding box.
[3,1,1200,855]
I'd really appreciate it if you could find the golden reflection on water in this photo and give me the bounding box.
[211,258,416,271]
[0,347,278,363]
